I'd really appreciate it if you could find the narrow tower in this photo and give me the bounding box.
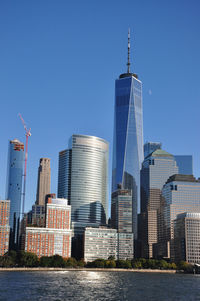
[112,30,144,239]
[36,158,51,206]
[6,139,24,249]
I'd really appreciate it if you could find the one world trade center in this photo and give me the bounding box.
[112,30,144,238]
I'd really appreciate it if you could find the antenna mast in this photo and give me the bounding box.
[127,28,131,73]
[18,113,31,216]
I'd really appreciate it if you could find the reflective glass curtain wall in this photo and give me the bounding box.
[58,135,109,225]
[6,139,24,248]
[112,75,144,238]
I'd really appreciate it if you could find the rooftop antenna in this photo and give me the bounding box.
[18,113,31,217]
[127,28,131,73]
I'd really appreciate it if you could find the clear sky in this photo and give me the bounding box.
[0,0,199,213]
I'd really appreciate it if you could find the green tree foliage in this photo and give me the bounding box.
[116,259,132,269]
[65,257,77,267]
[177,261,193,273]
[50,255,66,267]
[77,259,86,267]
[105,260,116,268]
[131,259,142,269]
[0,255,15,267]
[40,256,52,267]
[17,251,39,267]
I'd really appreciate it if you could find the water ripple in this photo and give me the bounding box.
[0,271,199,301]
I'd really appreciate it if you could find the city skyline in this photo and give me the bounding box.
[0,1,199,213]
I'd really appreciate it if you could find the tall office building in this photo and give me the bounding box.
[36,158,51,206]
[6,139,24,248]
[58,134,109,225]
[144,142,162,158]
[139,149,178,258]
[160,174,200,259]
[0,200,10,255]
[174,155,193,175]
[112,30,144,238]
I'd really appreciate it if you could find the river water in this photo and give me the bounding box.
[0,271,199,301]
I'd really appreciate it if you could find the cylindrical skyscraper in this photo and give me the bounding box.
[58,134,109,225]
[6,139,24,248]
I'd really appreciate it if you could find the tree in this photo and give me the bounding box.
[178,261,193,273]
[158,260,169,270]
[116,259,131,269]
[131,259,142,269]
[0,255,15,267]
[77,259,85,267]
[17,251,39,267]
[105,260,116,268]
[90,259,105,268]
[65,257,77,267]
[51,254,66,267]
[40,256,52,267]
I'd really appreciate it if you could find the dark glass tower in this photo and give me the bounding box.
[112,30,144,238]
[6,139,24,249]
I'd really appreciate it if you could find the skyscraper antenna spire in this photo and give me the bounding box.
[127,28,131,73]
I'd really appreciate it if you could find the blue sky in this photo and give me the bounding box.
[0,0,199,212]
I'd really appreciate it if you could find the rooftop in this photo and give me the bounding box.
[146,149,173,159]
[166,174,197,184]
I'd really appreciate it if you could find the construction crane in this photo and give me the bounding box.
[18,113,31,216]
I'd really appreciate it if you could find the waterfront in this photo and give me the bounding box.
[0,271,199,301]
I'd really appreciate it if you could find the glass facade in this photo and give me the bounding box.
[58,134,109,225]
[6,139,24,247]
[140,149,178,258]
[161,175,200,259]
[141,149,179,213]
[112,74,144,237]
[174,155,193,175]
[111,189,132,233]
[144,142,162,158]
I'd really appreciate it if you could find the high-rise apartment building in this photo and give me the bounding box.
[139,149,178,258]
[6,139,24,248]
[112,31,143,238]
[58,134,109,225]
[36,158,51,206]
[174,155,193,175]
[144,142,162,158]
[160,174,200,259]
[25,198,71,258]
[174,212,200,264]
[0,200,10,255]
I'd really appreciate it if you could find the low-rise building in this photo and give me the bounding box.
[84,227,133,262]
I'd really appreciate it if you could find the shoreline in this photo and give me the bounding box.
[0,267,177,273]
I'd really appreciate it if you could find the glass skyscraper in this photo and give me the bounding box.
[139,149,178,258]
[161,175,200,259]
[174,155,193,175]
[144,142,162,158]
[58,134,109,225]
[112,33,143,237]
[6,139,24,248]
